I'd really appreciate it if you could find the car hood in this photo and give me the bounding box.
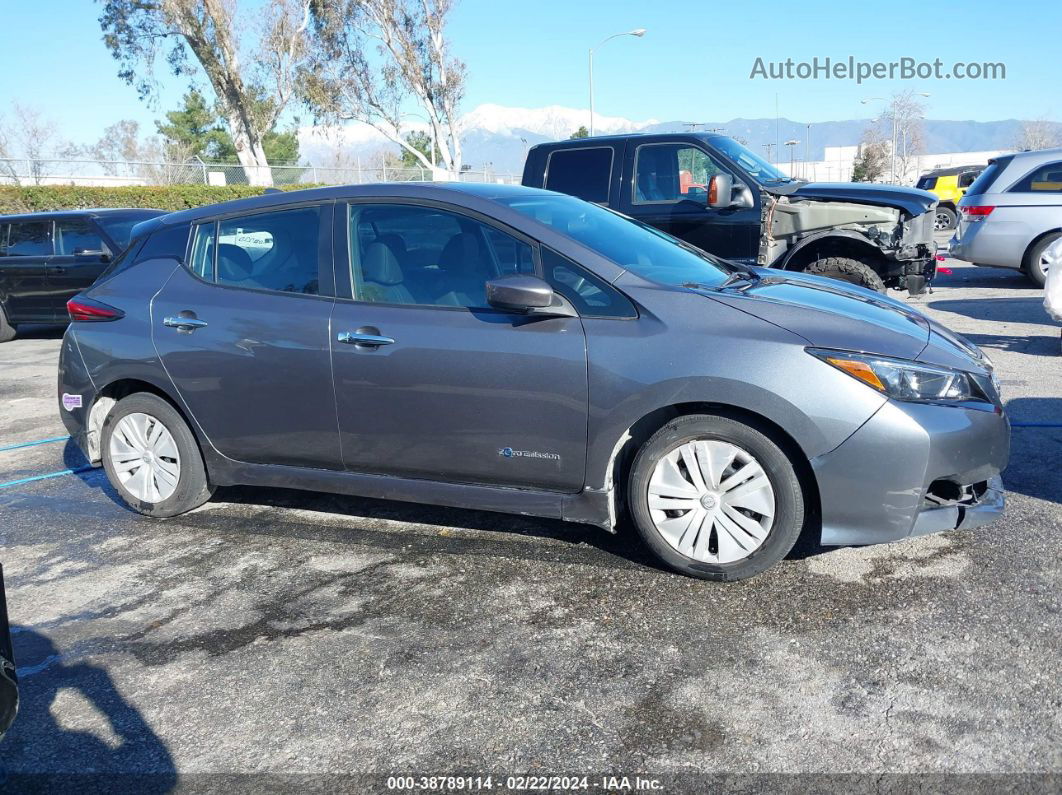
[703,270,932,360]
[768,181,937,216]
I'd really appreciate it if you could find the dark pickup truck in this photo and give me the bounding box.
[521,133,939,294]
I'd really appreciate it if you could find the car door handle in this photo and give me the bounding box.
[337,330,394,347]
[164,315,208,331]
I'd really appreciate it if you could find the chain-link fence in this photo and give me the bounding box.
[0,158,520,188]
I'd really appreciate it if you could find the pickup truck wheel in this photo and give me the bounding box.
[803,256,886,292]
[628,414,805,582]
[0,304,16,343]
[934,206,957,231]
[1024,233,1059,288]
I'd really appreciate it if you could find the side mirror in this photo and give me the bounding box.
[731,183,754,209]
[486,275,554,311]
[707,174,734,209]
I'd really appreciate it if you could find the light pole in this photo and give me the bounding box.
[785,139,799,179]
[589,28,646,136]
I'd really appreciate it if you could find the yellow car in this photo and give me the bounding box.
[915,165,985,230]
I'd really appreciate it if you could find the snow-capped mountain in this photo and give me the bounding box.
[298,103,1058,176]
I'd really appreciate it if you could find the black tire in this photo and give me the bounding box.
[803,256,886,292]
[627,414,805,582]
[1024,233,1060,289]
[934,205,957,231]
[0,304,16,343]
[101,392,214,517]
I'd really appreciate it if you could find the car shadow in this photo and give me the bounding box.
[11,324,67,341]
[928,296,1053,325]
[1001,397,1062,506]
[1,626,177,790]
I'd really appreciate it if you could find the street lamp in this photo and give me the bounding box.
[785,139,799,178]
[862,93,930,183]
[588,28,646,136]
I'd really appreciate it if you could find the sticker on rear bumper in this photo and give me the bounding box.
[62,393,83,411]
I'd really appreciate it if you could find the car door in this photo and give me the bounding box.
[46,217,114,320]
[329,200,589,492]
[0,219,54,322]
[622,141,758,262]
[152,203,342,469]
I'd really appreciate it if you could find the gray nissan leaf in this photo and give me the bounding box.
[56,183,1009,581]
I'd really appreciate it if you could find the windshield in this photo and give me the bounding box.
[713,138,792,184]
[498,193,733,288]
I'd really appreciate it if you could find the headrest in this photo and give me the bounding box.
[217,243,253,280]
[439,232,484,276]
[362,241,404,285]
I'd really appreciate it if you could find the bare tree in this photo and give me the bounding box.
[0,104,67,186]
[0,114,20,186]
[1015,118,1061,152]
[98,0,312,185]
[887,90,926,183]
[304,0,465,176]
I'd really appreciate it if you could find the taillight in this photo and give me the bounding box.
[961,205,995,221]
[67,296,124,322]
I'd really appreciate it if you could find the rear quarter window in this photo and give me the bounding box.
[965,158,1011,196]
[545,147,614,205]
[1008,160,1062,193]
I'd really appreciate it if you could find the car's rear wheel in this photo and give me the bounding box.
[1025,233,1060,288]
[803,256,886,292]
[627,414,805,582]
[101,392,213,517]
[0,304,16,343]
[934,206,957,231]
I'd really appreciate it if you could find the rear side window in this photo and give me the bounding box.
[916,176,937,190]
[1008,161,1062,193]
[136,225,190,264]
[545,148,613,205]
[3,221,51,256]
[55,219,107,255]
[958,171,980,188]
[965,158,1010,195]
[189,207,324,295]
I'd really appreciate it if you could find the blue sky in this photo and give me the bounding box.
[1,0,1058,145]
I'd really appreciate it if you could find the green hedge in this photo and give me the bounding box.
[0,184,321,215]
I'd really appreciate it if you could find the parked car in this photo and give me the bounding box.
[0,208,164,342]
[58,184,1008,581]
[949,148,1062,287]
[915,165,985,231]
[521,133,940,295]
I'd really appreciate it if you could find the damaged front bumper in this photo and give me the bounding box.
[811,398,1009,546]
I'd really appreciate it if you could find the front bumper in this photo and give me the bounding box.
[811,399,1009,546]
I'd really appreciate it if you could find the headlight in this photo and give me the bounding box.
[808,348,991,404]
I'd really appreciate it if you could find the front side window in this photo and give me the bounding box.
[545,148,613,204]
[1008,161,1062,193]
[4,221,51,256]
[633,144,728,204]
[187,207,323,295]
[348,204,534,308]
[499,193,732,289]
[55,219,107,255]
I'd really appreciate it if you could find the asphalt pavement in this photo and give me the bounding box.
[0,251,1059,792]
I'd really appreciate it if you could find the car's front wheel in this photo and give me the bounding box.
[101,392,214,517]
[803,256,886,292]
[627,414,805,582]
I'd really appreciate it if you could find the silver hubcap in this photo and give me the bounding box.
[647,440,775,564]
[935,212,951,230]
[109,412,181,502]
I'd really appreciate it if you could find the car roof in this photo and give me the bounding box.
[528,132,730,149]
[921,165,984,177]
[137,182,560,236]
[1003,146,1062,163]
[0,207,164,223]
